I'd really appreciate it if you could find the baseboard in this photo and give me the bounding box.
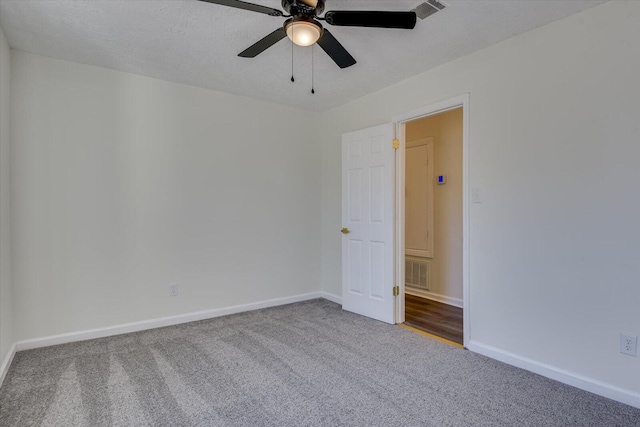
[15,292,325,352]
[7,296,638,410]
[319,291,342,305]
[405,288,463,308]
[467,341,640,409]
[0,343,16,388]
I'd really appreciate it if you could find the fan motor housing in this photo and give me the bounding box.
[282,0,325,17]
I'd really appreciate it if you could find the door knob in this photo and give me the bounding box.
[341,228,350,234]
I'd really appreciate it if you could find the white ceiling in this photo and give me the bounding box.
[0,0,606,111]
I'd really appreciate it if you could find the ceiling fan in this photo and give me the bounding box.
[198,0,418,69]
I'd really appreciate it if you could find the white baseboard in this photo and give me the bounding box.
[467,341,640,409]
[319,291,342,305]
[15,292,326,352]
[5,294,638,410]
[405,288,463,308]
[0,343,16,388]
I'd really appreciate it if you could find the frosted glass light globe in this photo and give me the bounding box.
[286,21,322,47]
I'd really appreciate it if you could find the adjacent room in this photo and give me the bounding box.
[0,0,639,425]
[403,108,464,346]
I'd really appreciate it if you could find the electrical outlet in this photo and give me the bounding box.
[169,283,179,297]
[620,334,637,357]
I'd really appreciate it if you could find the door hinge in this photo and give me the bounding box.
[392,139,399,149]
[393,285,400,297]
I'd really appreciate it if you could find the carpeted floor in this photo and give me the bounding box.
[1,299,638,426]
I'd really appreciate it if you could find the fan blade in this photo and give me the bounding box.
[317,29,356,69]
[239,28,287,58]
[324,11,416,29]
[198,0,283,17]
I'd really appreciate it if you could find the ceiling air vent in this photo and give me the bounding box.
[413,0,446,20]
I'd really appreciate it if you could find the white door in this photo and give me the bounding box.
[342,123,396,324]
[405,138,434,259]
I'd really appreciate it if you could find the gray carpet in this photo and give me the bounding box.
[1,299,638,426]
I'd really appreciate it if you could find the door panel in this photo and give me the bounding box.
[370,166,385,222]
[348,169,362,221]
[342,123,395,324]
[347,240,363,294]
[369,241,385,299]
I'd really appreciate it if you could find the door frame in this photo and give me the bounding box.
[392,94,470,347]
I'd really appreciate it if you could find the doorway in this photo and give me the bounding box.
[393,95,470,347]
[402,108,464,345]
[339,95,470,346]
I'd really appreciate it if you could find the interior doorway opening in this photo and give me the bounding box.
[340,95,469,345]
[401,107,464,346]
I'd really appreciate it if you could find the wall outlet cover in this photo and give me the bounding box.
[471,187,483,203]
[620,334,637,357]
[169,283,179,297]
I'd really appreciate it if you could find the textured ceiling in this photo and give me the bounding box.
[0,0,606,111]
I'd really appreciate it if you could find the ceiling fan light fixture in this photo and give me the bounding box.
[297,0,318,7]
[285,19,322,47]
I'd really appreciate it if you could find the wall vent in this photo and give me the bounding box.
[405,259,430,290]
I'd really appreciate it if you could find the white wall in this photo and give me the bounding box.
[0,23,12,366]
[10,51,321,341]
[406,109,463,301]
[320,0,640,398]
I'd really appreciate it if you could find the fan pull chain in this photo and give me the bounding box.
[311,44,315,94]
[291,27,295,82]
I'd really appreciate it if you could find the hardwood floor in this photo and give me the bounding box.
[404,294,463,345]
